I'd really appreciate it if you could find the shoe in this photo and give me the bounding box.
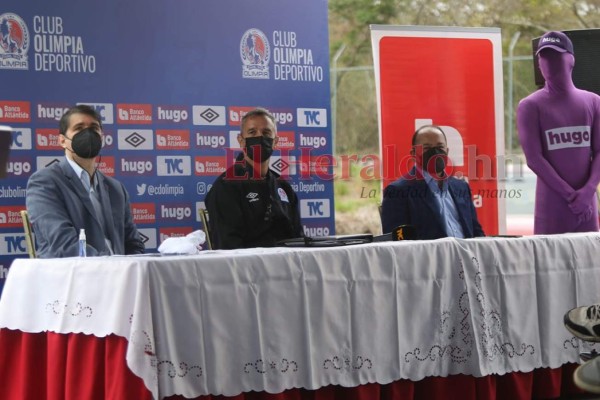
[564,305,600,342]
[574,356,600,394]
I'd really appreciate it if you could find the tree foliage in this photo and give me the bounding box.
[329,0,600,153]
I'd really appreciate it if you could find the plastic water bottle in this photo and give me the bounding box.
[79,229,87,257]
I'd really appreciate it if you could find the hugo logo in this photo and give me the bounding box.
[546,126,591,150]
[299,134,326,149]
[160,205,192,220]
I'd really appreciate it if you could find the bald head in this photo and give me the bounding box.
[411,125,447,150]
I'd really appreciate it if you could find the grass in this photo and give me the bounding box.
[334,162,381,211]
[333,161,383,234]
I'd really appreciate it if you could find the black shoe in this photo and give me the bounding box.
[565,305,600,342]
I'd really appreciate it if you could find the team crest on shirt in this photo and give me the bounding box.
[278,188,289,203]
[246,192,259,203]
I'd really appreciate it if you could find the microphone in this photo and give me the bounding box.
[373,225,417,242]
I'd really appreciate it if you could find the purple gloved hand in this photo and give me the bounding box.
[568,187,596,220]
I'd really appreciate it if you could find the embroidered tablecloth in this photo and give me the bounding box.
[1,233,599,399]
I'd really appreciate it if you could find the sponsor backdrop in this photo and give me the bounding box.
[371,26,505,235]
[0,0,333,293]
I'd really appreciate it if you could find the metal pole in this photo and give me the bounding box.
[331,43,346,155]
[508,31,521,154]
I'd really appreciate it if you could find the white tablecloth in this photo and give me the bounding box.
[1,233,599,399]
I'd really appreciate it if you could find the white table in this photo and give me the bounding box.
[1,233,599,399]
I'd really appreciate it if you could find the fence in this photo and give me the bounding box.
[330,55,536,155]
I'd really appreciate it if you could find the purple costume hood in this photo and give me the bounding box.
[517,36,600,234]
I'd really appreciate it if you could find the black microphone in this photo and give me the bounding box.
[373,225,417,242]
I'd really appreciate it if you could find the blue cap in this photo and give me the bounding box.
[536,31,574,55]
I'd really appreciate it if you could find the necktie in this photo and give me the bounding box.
[81,171,113,254]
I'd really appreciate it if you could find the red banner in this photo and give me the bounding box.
[372,27,504,234]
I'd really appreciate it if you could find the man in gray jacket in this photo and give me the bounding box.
[26,104,144,258]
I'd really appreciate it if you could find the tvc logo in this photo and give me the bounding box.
[77,103,114,124]
[157,156,191,176]
[10,128,32,150]
[0,234,26,254]
[300,199,330,218]
[297,108,327,128]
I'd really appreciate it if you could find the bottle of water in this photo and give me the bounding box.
[79,229,87,257]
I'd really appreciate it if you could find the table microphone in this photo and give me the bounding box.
[372,225,417,242]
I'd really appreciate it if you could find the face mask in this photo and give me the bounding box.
[244,136,274,162]
[65,128,103,159]
[421,147,447,175]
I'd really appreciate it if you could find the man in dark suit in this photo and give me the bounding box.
[26,105,144,258]
[381,125,485,240]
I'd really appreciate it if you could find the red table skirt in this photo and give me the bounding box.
[0,329,584,400]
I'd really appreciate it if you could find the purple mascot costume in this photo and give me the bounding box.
[517,31,600,234]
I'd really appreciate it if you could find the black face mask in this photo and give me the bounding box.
[422,147,447,175]
[65,128,103,159]
[244,136,274,162]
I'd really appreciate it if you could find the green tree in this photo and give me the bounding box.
[329,0,600,154]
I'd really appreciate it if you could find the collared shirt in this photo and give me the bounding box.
[423,171,465,238]
[66,157,113,254]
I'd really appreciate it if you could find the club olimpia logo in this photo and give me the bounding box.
[240,28,270,79]
[0,13,29,70]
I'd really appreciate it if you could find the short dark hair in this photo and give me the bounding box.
[411,124,447,146]
[59,105,102,136]
[241,107,277,133]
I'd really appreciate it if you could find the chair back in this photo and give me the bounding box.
[20,210,36,258]
[198,208,213,250]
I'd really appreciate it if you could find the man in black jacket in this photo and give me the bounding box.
[205,108,303,249]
